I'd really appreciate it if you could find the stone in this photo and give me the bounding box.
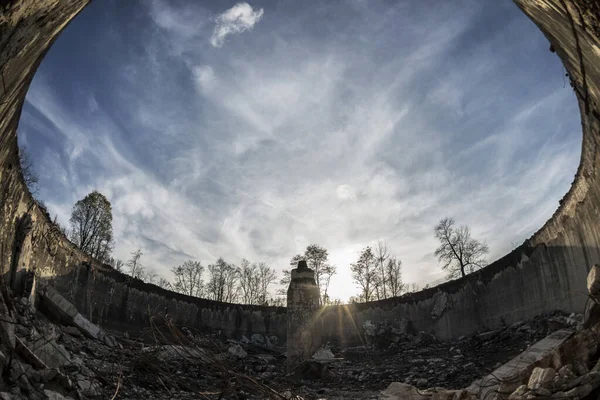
[431,291,450,319]
[147,345,207,362]
[587,264,600,300]
[533,388,551,397]
[251,333,265,345]
[312,347,334,360]
[291,360,331,381]
[363,320,377,337]
[380,382,429,400]
[0,393,11,400]
[29,337,71,368]
[77,378,101,397]
[565,383,593,398]
[62,326,81,338]
[227,344,247,359]
[43,390,71,400]
[416,378,429,389]
[508,385,528,400]
[527,367,556,390]
[0,350,5,377]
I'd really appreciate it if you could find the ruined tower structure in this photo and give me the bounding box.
[286,260,322,371]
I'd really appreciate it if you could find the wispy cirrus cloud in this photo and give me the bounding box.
[19,0,581,301]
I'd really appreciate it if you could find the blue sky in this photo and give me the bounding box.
[19,0,581,301]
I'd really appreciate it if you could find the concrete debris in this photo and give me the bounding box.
[251,333,265,345]
[527,367,556,390]
[147,344,208,363]
[362,319,412,347]
[28,337,72,368]
[228,344,248,359]
[430,291,450,319]
[587,264,600,301]
[312,347,334,360]
[43,390,74,400]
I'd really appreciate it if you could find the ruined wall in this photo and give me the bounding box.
[0,0,599,343]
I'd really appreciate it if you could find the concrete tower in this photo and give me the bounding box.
[286,260,322,371]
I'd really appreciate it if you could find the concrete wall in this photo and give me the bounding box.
[0,0,599,343]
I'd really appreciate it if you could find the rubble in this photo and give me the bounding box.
[0,266,596,399]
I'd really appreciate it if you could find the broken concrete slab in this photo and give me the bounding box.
[527,367,555,390]
[312,347,334,360]
[38,286,78,325]
[28,337,72,369]
[467,329,574,399]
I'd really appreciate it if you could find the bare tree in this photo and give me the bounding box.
[108,257,125,272]
[145,267,158,284]
[374,240,390,299]
[434,217,489,279]
[18,145,39,195]
[238,259,259,304]
[69,191,114,263]
[406,283,420,293]
[385,256,405,297]
[206,258,239,303]
[350,246,378,302]
[277,269,291,296]
[157,278,172,290]
[126,249,144,280]
[171,260,204,297]
[256,262,277,304]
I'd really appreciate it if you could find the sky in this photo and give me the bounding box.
[18,0,581,302]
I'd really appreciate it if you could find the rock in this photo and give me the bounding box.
[0,350,5,377]
[380,382,429,400]
[554,365,576,387]
[147,345,207,362]
[527,367,556,390]
[0,393,11,400]
[39,368,59,383]
[241,335,250,343]
[312,347,334,360]
[269,335,279,346]
[29,337,71,368]
[534,387,552,397]
[565,383,593,398]
[587,264,600,300]
[283,390,293,399]
[63,326,81,337]
[580,371,600,387]
[508,385,528,399]
[416,378,428,389]
[43,390,71,400]
[251,333,265,345]
[363,320,377,337]
[228,344,247,359]
[291,360,331,381]
[431,291,450,319]
[77,378,101,398]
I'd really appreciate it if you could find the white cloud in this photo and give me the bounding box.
[210,3,264,47]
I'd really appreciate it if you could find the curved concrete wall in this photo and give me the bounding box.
[0,0,599,342]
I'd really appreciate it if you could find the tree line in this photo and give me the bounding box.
[20,147,490,305]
